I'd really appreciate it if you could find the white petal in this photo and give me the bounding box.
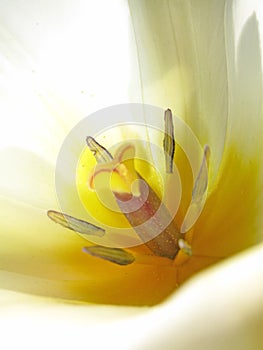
[0,147,57,208]
[129,0,229,181]
[0,290,144,350]
[132,242,263,350]
[224,0,263,164]
[222,0,263,231]
[0,0,140,160]
[0,0,141,204]
[129,0,263,240]
[1,243,262,350]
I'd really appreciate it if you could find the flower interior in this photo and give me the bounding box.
[45,108,232,305]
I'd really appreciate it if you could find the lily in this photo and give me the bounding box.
[0,0,263,349]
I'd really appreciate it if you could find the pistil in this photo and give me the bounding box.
[88,141,182,260]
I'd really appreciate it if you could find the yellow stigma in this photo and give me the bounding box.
[76,139,163,228]
[88,144,141,197]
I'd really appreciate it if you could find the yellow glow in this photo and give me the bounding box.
[1,0,262,314]
[76,140,163,228]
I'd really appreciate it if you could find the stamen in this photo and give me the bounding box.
[47,210,105,237]
[192,145,210,200]
[163,109,175,173]
[83,246,135,265]
[178,238,192,256]
[180,145,210,233]
[87,138,181,260]
[86,136,113,163]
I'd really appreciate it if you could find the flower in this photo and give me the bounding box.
[0,0,263,349]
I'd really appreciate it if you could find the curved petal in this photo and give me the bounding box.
[129,0,263,260]
[1,243,263,349]
[192,0,263,258]
[129,0,229,181]
[133,242,263,350]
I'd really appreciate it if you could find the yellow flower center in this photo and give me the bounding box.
[76,139,163,229]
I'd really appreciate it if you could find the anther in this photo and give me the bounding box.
[83,245,135,265]
[163,109,176,173]
[86,136,113,163]
[181,145,210,233]
[47,210,105,237]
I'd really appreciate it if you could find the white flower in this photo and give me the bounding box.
[0,0,263,349]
